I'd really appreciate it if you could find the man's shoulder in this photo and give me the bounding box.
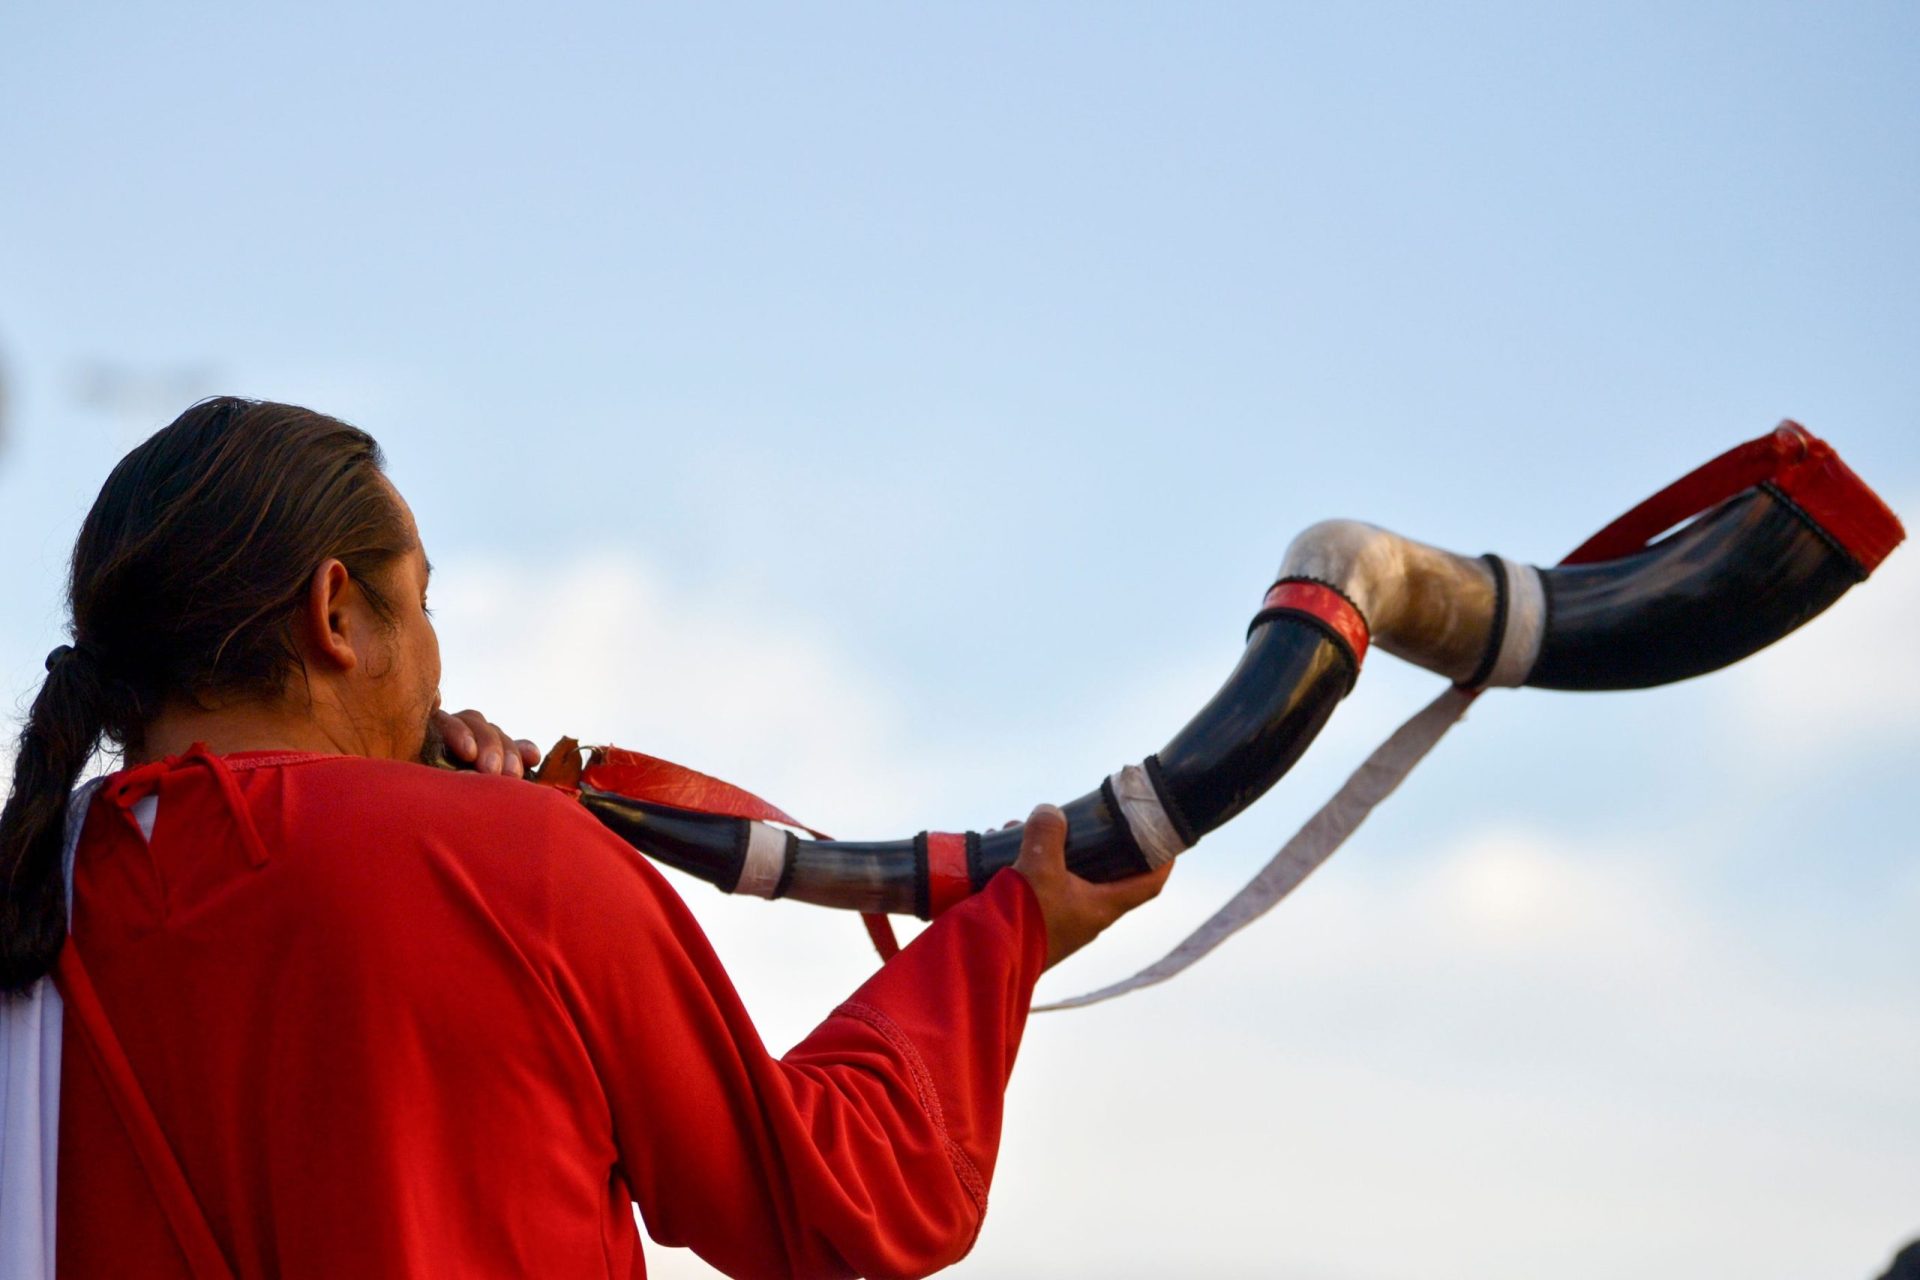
[270,755,598,839]
[266,757,652,908]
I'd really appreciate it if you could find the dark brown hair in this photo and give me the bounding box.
[1,397,412,994]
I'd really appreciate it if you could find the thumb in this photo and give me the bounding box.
[1011,804,1069,881]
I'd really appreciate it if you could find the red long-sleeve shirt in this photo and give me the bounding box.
[57,750,1047,1278]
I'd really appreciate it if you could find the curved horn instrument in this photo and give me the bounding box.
[573,424,1903,920]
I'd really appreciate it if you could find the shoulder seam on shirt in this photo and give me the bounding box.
[832,998,990,1220]
[220,753,346,771]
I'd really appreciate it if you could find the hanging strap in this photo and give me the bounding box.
[53,944,235,1280]
[52,744,271,1276]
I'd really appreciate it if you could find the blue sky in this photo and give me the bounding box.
[3,5,1916,1276]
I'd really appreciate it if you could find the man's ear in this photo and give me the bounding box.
[298,559,360,673]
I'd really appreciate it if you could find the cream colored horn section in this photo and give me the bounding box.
[1278,520,1501,684]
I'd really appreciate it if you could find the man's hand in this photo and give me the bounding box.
[1010,804,1173,970]
[434,708,540,778]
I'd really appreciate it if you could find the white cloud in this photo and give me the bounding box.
[1424,825,1692,964]
[988,824,1919,1280]
[431,551,939,835]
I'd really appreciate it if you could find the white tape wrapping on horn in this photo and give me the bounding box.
[1107,763,1190,870]
[735,822,789,899]
[1481,556,1546,689]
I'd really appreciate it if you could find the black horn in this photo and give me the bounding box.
[576,424,1904,920]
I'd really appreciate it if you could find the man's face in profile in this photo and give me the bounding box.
[351,481,443,766]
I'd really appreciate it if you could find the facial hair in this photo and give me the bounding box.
[416,710,449,769]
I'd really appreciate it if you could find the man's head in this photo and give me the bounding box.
[68,396,434,758]
[2,396,433,991]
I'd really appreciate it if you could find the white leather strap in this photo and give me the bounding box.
[1107,763,1189,870]
[1481,557,1546,689]
[734,822,789,898]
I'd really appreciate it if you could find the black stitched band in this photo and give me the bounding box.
[772,832,799,899]
[724,819,751,894]
[1760,481,1870,581]
[1142,753,1199,849]
[1462,553,1509,689]
[965,829,984,892]
[912,831,931,921]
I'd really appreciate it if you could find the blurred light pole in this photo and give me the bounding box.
[69,360,221,445]
[0,339,10,461]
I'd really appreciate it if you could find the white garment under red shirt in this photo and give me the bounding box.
[56,750,1047,1278]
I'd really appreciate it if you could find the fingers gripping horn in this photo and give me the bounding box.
[571,424,1903,922]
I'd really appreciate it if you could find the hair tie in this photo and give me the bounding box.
[44,640,105,673]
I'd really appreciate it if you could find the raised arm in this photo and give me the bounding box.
[546,799,1053,1279]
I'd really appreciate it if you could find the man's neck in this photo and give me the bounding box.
[133,699,360,765]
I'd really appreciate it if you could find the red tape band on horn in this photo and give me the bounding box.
[1259,580,1370,670]
[925,832,972,918]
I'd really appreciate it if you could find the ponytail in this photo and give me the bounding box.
[0,645,115,993]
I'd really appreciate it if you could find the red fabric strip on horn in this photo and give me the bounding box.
[582,746,904,959]
[1562,422,1904,572]
[582,747,827,837]
[1771,429,1905,573]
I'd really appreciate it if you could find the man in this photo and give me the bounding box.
[0,398,1169,1277]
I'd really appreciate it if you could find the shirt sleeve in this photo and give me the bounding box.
[540,801,1049,1280]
